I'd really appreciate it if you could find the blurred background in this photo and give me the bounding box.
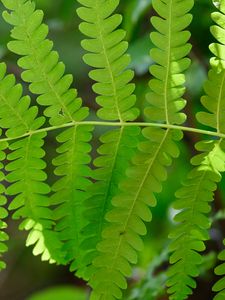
[0,0,224,299]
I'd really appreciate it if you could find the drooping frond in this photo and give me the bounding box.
[89,128,182,300]
[203,1,225,298]
[51,124,93,265]
[87,0,193,298]
[0,138,8,270]
[74,126,140,280]
[213,239,225,300]
[74,0,140,279]
[1,0,94,266]
[167,140,225,300]
[167,1,225,298]
[0,62,64,263]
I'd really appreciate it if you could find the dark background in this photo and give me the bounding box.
[0,0,223,299]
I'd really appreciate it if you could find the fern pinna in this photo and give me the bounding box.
[167,1,225,299]
[0,0,225,299]
[2,0,93,268]
[0,61,64,263]
[87,0,193,298]
[74,0,140,280]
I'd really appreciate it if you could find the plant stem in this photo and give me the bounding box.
[0,121,223,143]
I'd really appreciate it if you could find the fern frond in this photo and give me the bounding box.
[1,0,94,266]
[7,133,64,263]
[0,139,8,270]
[146,0,194,125]
[89,128,182,300]
[167,1,225,298]
[87,0,193,298]
[203,2,225,298]
[0,62,63,263]
[213,239,225,300]
[208,0,225,72]
[51,125,93,265]
[197,68,225,132]
[77,0,139,121]
[167,139,225,300]
[197,0,225,132]
[2,0,89,126]
[74,126,140,279]
[74,0,140,279]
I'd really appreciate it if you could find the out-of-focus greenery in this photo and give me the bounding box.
[0,1,223,299]
[27,286,87,300]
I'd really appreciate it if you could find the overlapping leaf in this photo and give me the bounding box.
[2,0,89,126]
[0,62,63,263]
[168,1,225,298]
[2,0,93,267]
[0,138,8,270]
[77,0,139,122]
[1,1,225,300]
[51,125,93,265]
[89,128,182,300]
[75,0,140,280]
[167,140,225,300]
[74,126,140,280]
[204,1,225,298]
[87,0,193,298]
[146,0,194,125]
[213,239,225,300]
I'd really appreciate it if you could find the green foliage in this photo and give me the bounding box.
[167,1,225,299]
[74,0,140,280]
[147,0,193,125]
[1,0,94,268]
[213,239,225,300]
[85,0,193,297]
[77,0,139,122]
[0,137,8,271]
[27,285,86,300]
[167,140,225,300]
[0,61,63,263]
[89,128,183,300]
[128,249,168,300]
[2,0,89,126]
[0,0,224,300]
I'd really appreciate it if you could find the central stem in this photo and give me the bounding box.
[0,121,224,143]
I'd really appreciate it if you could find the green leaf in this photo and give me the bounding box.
[27,286,87,300]
[77,0,139,122]
[146,0,193,125]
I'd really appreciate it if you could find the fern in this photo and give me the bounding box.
[2,0,88,126]
[89,128,182,300]
[51,125,93,265]
[88,0,193,298]
[74,0,140,280]
[2,0,93,266]
[0,138,8,270]
[167,140,225,300]
[167,1,225,298]
[74,126,140,280]
[208,1,225,299]
[0,0,224,299]
[146,0,193,125]
[0,62,64,262]
[77,0,139,122]
[213,239,225,300]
